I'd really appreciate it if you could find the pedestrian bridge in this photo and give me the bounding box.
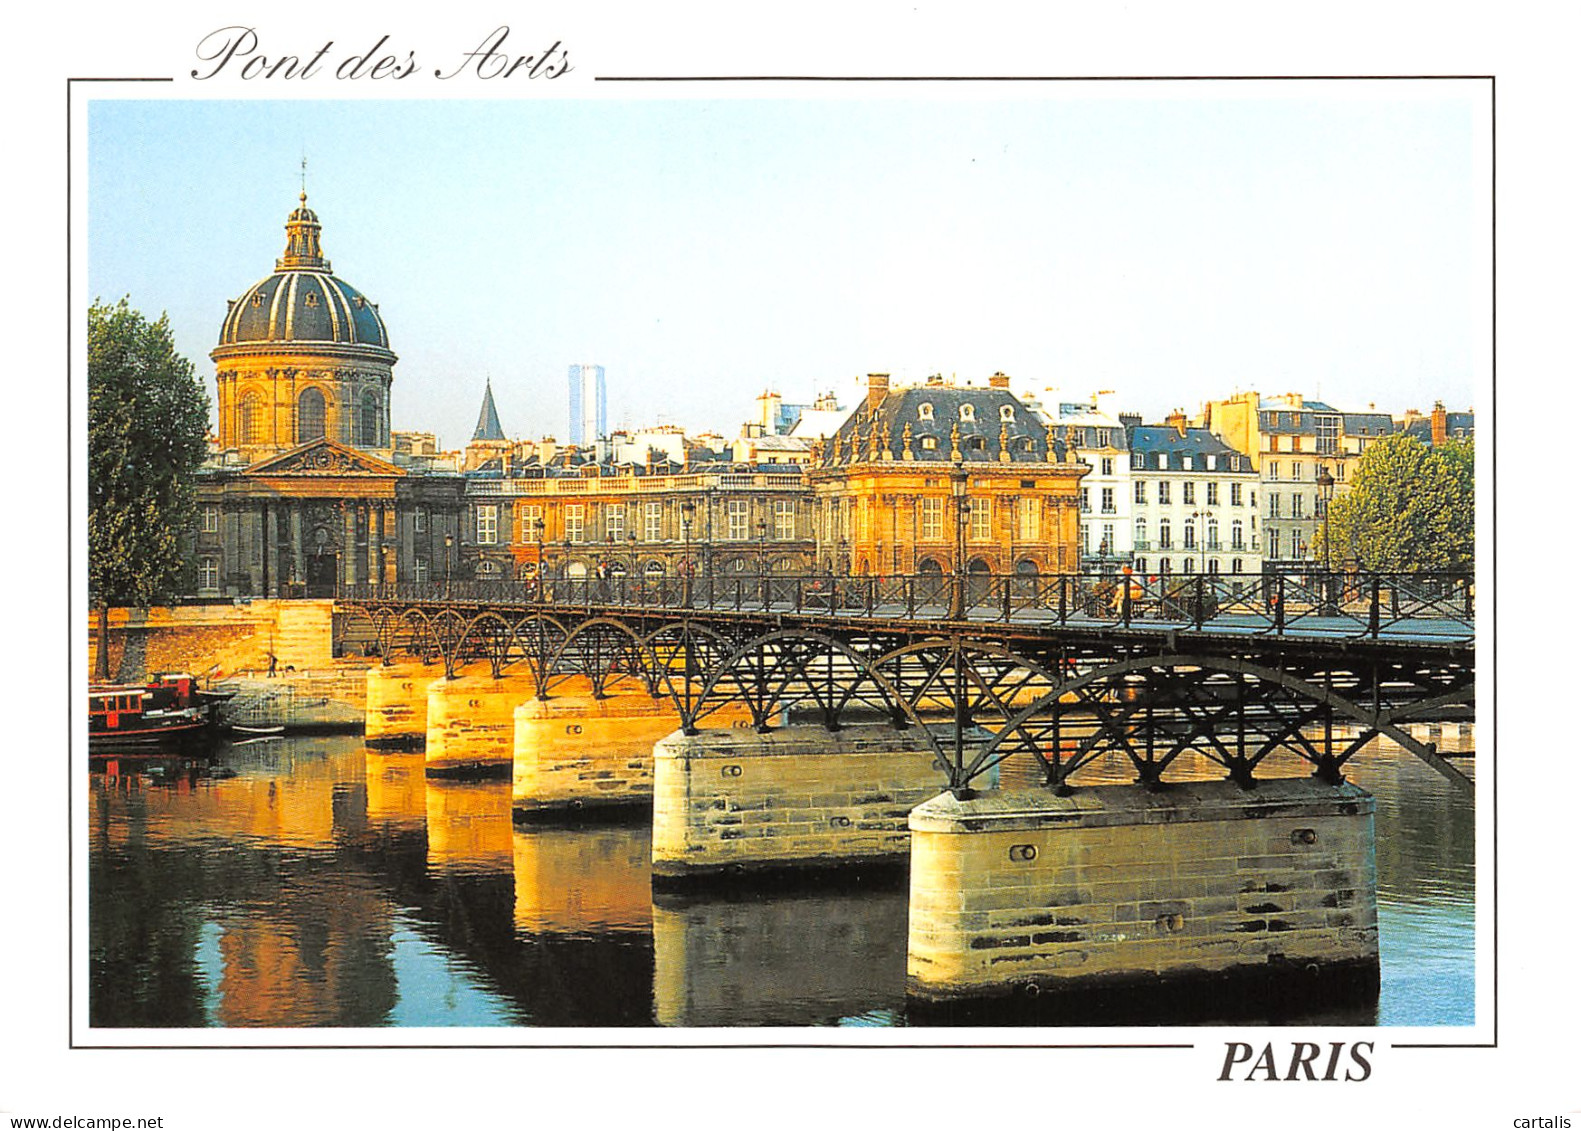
[339,568,1474,796]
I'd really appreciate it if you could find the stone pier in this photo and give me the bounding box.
[512,685,759,819]
[425,669,539,778]
[365,662,440,748]
[905,779,1379,1007]
[651,723,975,884]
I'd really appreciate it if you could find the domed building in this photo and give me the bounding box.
[213,192,394,458]
[191,194,464,599]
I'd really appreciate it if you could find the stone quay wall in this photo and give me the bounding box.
[906,779,1378,1004]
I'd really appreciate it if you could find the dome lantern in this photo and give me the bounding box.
[276,191,331,272]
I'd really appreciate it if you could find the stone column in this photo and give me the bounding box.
[246,504,263,596]
[383,504,398,585]
[342,501,358,590]
[290,502,305,591]
[262,502,277,597]
[368,505,382,589]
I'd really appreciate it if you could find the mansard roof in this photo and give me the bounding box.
[818,383,1068,467]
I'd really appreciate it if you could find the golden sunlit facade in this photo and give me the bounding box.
[807,374,1088,577]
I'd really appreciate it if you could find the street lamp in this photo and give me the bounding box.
[680,500,695,605]
[1317,464,1337,615]
[1190,510,1210,576]
[444,532,454,596]
[950,461,968,619]
[529,515,545,601]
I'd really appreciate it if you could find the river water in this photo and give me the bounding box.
[86,728,1474,1030]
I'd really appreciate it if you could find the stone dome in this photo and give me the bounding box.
[215,193,393,356]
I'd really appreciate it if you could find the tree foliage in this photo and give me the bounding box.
[88,297,210,616]
[1313,433,1473,570]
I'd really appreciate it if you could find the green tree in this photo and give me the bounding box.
[89,298,210,681]
[1313,432,1474,571]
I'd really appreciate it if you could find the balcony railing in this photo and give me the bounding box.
[339,568,1474,641]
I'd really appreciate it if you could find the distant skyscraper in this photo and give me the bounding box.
[568,364,607,446]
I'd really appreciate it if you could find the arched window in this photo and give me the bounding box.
[360,391,381,447]
[298,388,327,443]
[959,403,976,423]
[918,403,934,421]
[237,393,263,445]
[1000,404,1016,422]
[918,558,944,576]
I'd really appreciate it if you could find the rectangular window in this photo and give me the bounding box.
[970,498,992,541]
[1292,494,1305,519]
[1230,483,1243,506]
[1316,414,1340,455]
[1267,461,1279,481]
[414,508,427,534]
[1269,493,1280,518]
[1206,482,1218,505]
[727,499,749,541]
[1134,480,1147,504]
[1159,520,1173,550]
[201,505,219,534]
[414,558,429,584]
[199,557,220,591]
[1158,481,1171,505]
[1101,523,1114,554]
[645,501,663,542]
[1100,487,1115,514]
[1231,520,1245,550]
[1080,488,1090,513]
[920,497,944,540]
[520,504,543,542]
[1182,481,1195,505]
[1269,529,1281,558]
[476,504,498,546]
[1101,457,1114,476]
[774,499,796,540]
[565,504,585,543]
[605,506,625,541]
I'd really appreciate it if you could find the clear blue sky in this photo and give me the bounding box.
[88,90,1480,450]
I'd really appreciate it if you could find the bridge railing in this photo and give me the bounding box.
[340,569,1473,639]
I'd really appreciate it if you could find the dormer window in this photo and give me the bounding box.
[959,403,976,423]
[921,436,938,450]
[304,291,319,307]
[251,293,264,308]
[918,403,934,421]
[999,405,1016,422]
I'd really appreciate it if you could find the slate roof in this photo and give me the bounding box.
[1128,426,1255,473]
[818,384,1066,466]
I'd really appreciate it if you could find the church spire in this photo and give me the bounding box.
[276,190,331,272]
[473,379,506,442]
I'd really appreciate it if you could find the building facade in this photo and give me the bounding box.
[463,465,817,582]
[191,194,465,597]
[1047,396,1134,573]
[806,373,1087,577]
[1127,416,1263,579]
[1199,391,1395,569]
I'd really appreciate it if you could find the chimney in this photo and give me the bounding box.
[926,373,944,387]
[1166,409,1188,437]
[1431,400,1447,445]
[989,371,1011,389]
[865,372,890,412]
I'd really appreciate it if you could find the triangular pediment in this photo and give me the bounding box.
[246,437,404,478]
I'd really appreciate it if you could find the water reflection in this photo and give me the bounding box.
[88,729,1474,1029]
